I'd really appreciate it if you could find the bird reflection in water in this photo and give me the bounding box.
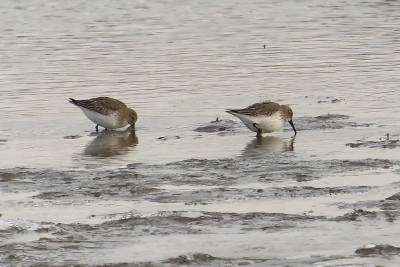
[243,136,295,155]
[84,126,138,158]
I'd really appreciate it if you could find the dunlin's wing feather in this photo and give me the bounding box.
[228,101,282,117]
[69,97,126,116]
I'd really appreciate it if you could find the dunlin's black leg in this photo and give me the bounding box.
[253,123,262,138]
[95,125,99,132]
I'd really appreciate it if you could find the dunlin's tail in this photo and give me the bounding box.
[226,109,239,115]
[69,98,78,105]
[69,98,88,108]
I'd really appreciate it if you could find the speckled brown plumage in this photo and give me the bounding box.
[69,97,137,131]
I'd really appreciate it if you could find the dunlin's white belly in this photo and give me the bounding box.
[80,107,120,129]
[234,113,284,133]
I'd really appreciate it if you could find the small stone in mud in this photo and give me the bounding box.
[334,209,377,221]
[355,244,400,256]
[0,172,19,182]
[127,163,143,169]
[164,253,216,265]
[295,173,311,182]
[194,125,226,133]
[346,138,399,149]
[346,142,363,148]
[6,254,18,260]
[158,136,181,141]
[386,193,400,200]
[93,192,102,197]
[316,114,350,121]
[194,119,236,133]
[185,201,207,206]
[63,135,81,139]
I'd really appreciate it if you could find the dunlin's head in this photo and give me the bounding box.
[282,105,297,135]
[128,108,138,127]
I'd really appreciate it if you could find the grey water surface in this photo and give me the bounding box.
[1,0,399,266]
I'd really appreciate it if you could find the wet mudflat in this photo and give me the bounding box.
[1,160,399,266]
[1,0,400,266]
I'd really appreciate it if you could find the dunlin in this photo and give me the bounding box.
[226,101,296,137]
[69,97,137,131]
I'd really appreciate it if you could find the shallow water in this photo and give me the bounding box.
[1,0,400,266]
